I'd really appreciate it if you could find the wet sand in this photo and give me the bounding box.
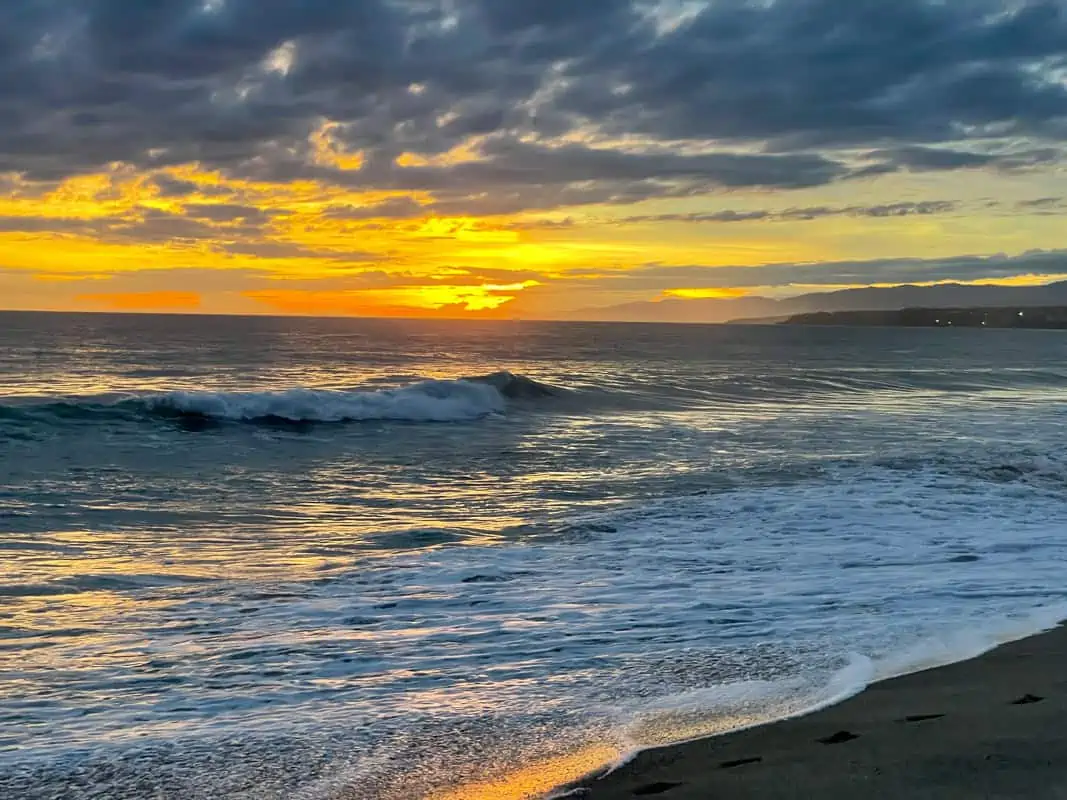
[578,624,1067,799]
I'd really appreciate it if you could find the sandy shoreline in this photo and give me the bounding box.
[575,623,1067,799]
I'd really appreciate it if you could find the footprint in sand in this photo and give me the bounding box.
[900,713,945,723]
[1011,694,1044,705]
[818,730,860,745]
[719,756,763,769]
[633,781,685,795]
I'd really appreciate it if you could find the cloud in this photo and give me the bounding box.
[0,207,264,243]
[582,249,1067,291]
[867,145,1063,173]
[150,174,232,198]
[1018,196,1065,208]
[0,205,384,263]
[262,138,856,215]
[619,200,960,225]
[0,216,105,234]
[573,0,1067,148]
[323,197,428,220]
[446,138,849,190]
[0,0,1062,215]
[183,203,280,223]
[1016,196,1067,213]
[216,242,381,260]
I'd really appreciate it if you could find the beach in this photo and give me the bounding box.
[581,624,1067,799]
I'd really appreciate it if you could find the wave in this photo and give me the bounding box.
[144,380,507,423]
[5,364,1067,430]
[0,372,560,426]
[628,366,1067,407]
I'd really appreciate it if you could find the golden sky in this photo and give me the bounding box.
[1,0,1065,322]
[2,160,1064,321]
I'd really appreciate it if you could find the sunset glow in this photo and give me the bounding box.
[0,0,1064,322]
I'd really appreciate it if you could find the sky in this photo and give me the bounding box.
[1,0,1066,321]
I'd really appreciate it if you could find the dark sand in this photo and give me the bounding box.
[579,625,1067,799]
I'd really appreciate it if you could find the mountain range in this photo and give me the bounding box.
[579,281,1067,324]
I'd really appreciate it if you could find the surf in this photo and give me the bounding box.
[0,372,563,426]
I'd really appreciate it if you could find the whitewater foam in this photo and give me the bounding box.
[143,378,508,422]
[615,600,1067,751]
[870,600,1067,682]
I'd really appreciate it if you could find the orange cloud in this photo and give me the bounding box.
[414,217,522,243]
[309,121,366,170]
[77,291,202,311]
[395,138,485,168]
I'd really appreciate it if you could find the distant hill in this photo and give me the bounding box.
[580,281,1067,324]
[783,306,1067,329]
[777,281,1067,315]
[725,314,794,325]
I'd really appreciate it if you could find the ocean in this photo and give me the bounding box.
[3,311,1067,799]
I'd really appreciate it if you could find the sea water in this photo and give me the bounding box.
[3,312,1067,798]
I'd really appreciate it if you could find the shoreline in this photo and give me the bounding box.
[572,621,1067,799]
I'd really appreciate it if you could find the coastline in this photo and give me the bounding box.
[575,622,1067,799]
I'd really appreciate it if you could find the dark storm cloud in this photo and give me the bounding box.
[0,0,1065,210]
[299,143,852,216]
[334,140,855,214]
[571,0,1067,148]
[469,139,848,189]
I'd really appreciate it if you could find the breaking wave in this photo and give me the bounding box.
[8,363,1067,430]
[145,380,507,423]
[0,372,560,425]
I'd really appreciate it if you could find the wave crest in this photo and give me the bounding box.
[144,378,513,423]
[0,372,563,427]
